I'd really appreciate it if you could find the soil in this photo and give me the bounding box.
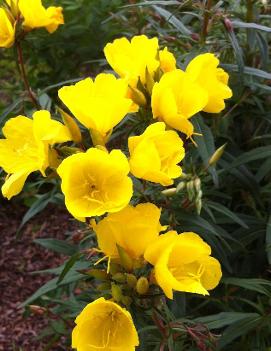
[0,201,80,351]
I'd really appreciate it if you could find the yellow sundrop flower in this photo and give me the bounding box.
[0,110,72,199]
[128,122,185,186]
[45,6,64,33]
[58,74,133,144]
[104,35,160,88]
[93,203,164,263]
[72,297,139,351]
[57,148,133,220]
[18,0,64,33]
[0,8,15,48]
[185,53,232,113]
[151,69,208,138]
[159,47,176,73]
[144,231,222,299]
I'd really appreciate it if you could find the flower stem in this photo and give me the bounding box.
[201,0,213,43]
[16,41,40,109]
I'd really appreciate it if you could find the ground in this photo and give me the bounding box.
[0,202,79,351]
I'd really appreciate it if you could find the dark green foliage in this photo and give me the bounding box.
[1,0,271,350]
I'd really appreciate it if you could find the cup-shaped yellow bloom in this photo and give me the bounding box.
[58,74,133,139]
[18,0,64,33]
[72,297,139,351]
[185,53,232,113]
[152,70,208,137]
[57,148,133,220]
[93,203,163,260]
[0,110,71,199]
[0,8,15,48]
[128,122,185,186]
[144,231,222,299]
[159,47,176,73]
[104,35,160,88]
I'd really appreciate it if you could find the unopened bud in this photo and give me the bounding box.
[86,269,109,280]
[224,18,233,32]
[186,180,195,201]
[208,144,227,166]
[97,282,111,291]
[145,67,155,94]
[117,245,133,272]
[129,86,147,106]
[161,188,177,197]
[136,277,149,295]
[112,273,126,283]
[126,274,137,289]
[194,178,201,192]
[59,107,82,143]
[121,295,132,307]
[111,283,122,302]
[29,305,46,315]
[176,182,185,192]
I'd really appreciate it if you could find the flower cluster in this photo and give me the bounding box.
[0,0,64,48]
[0,34,232,350]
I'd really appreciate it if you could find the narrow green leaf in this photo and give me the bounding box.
[34,238,77,256]
[153,5,192,35]
[232,20,271,32]
[266,215,271,264]
[57,253,82,284]
[222,64,271,80]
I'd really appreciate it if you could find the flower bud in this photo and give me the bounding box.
[59,107,82,143]
[117,245,133,272]
[145,67,155,94]
[111,283,122,302]
[29,305,46,315]
[121,295,132,307]
[186,180,195,201]
[126,274,137,289]
[112,273,126,283]
[136,277,149,295]
[176,182,185,192]
[129,86,147,106]
[208,143,227,166]
[86,269,109,280]
[194,178,201,192]
[161,188,177,197]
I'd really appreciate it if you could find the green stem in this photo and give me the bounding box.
[16,41,40,109]
[201,0,213,43]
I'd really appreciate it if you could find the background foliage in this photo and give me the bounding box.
[1,0,271,350]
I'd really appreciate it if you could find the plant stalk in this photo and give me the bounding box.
[16,41,40,109]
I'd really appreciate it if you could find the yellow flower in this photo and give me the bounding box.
[0,110,71,199]
[57,148,133,220]
[45,6,64,33]
[159,47,176,73]
[144,231,222,299]
[151,69,208,137]
[72,297,139,351]
[58,74,133,140]
[104,35,160,88]
[93,203,163,260]
[185,53,232,113]
[18,0,64,33]
[128,122,185,186]
[0,8,15,48]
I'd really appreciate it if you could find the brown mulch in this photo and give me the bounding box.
[0,201,80,351]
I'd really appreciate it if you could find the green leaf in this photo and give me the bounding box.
[57,253,82,284]
[195,312,260,330]
[17,191,54,235]
[206,200,248,228]
[228,146,271,168]
[218,315,263,349]
[34,238,77,256]
[232,20,271,32]
[153,5,192,35]
[223,278,271,297]
[266,215,271,264]
[222,64,271,80]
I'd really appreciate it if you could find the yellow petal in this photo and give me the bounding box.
[2,169,32,199]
